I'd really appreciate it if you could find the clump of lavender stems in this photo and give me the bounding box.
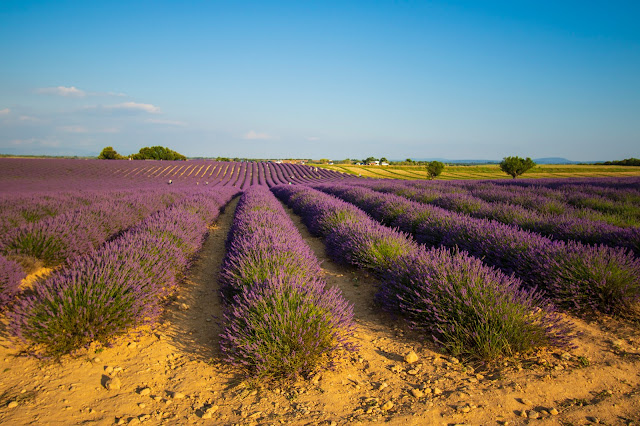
[219,187,356,380]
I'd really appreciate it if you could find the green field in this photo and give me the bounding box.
[319,164,640,180]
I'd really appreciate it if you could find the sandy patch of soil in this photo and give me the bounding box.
[0,198,639,425]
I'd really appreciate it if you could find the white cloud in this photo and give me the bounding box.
[19,115,43,123]
[37,86,87,97]
[100,127,120,133]
[145,118,186,126]
[243,130,272,140]
[306,136,321,141]
[102,91,127,97]
[0,108,9,115]
[58,125,88,133]
[107,102,161,114]
[36,86,127,98]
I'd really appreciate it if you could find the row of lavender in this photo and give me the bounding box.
[272,185,573,360]
[6,187,237,357]
[218,187,355,378]
[464,179,640,224]
[315,183,640,316]
[0,188,184,237]
[417,177,640,226]
[362,180,640,255]
[0,189,187,309]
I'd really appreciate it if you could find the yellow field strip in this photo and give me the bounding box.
[122,167,140,177]
[161,165,179,177]
[193,164,205,177]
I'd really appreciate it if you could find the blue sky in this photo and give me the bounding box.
[1,1,638,161]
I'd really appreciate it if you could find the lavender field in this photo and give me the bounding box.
[1,157,639,357]
[1,157,639,424]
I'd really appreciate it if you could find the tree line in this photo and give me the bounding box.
[98,146,187,161]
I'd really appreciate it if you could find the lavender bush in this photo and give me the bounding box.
[541,242,640,315]
[1,191,182,268]
[219,187,355,379]
[381,248,573,359]
[221,276,355,380]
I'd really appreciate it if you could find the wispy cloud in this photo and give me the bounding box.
[243,130,272,140]
[19,115,44,123]
[36,86,127,98]
[0,108,10,116]
[306,136,321,141]
[145,118,186,126]
[37,86,87,97]
[58,125,88,133]
[100,127,120,133]
[102,91,127,97]
[107,102,161,114]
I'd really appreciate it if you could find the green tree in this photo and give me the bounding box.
[363,156,378,164]
[98,146,124,160]
[426,161,445,179]
[130,146,187,161]
[380,157,388,164]
[499,156,536,179]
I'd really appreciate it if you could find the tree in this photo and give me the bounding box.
[499,156,536,179]
[130,146,187,161]
[380,157,389,164]
[98,146,124,160]
[363,156,377,164]
[426,161,445,179]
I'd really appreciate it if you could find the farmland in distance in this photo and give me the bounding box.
[321,163,640,180]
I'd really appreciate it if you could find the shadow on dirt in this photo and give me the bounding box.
[161,198,238,364]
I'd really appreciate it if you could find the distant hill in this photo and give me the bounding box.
[533,157,582,165]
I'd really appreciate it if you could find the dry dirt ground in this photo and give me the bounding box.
[1,198,640,425]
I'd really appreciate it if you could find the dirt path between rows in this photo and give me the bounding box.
[0,196,639,425]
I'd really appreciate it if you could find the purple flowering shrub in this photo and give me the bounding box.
[220,188,324,299]
[1,191,183,268]
[274,185,573,360]
[541,242,640,315]
[8,189,235,357]
[381,247,573,359]
[8,250,164,357]
[220,187,355,379]
[221,276,355,380]
[325,221,419,271]
[0,255,25,309]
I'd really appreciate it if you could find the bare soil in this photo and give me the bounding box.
[1,198,639,425]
